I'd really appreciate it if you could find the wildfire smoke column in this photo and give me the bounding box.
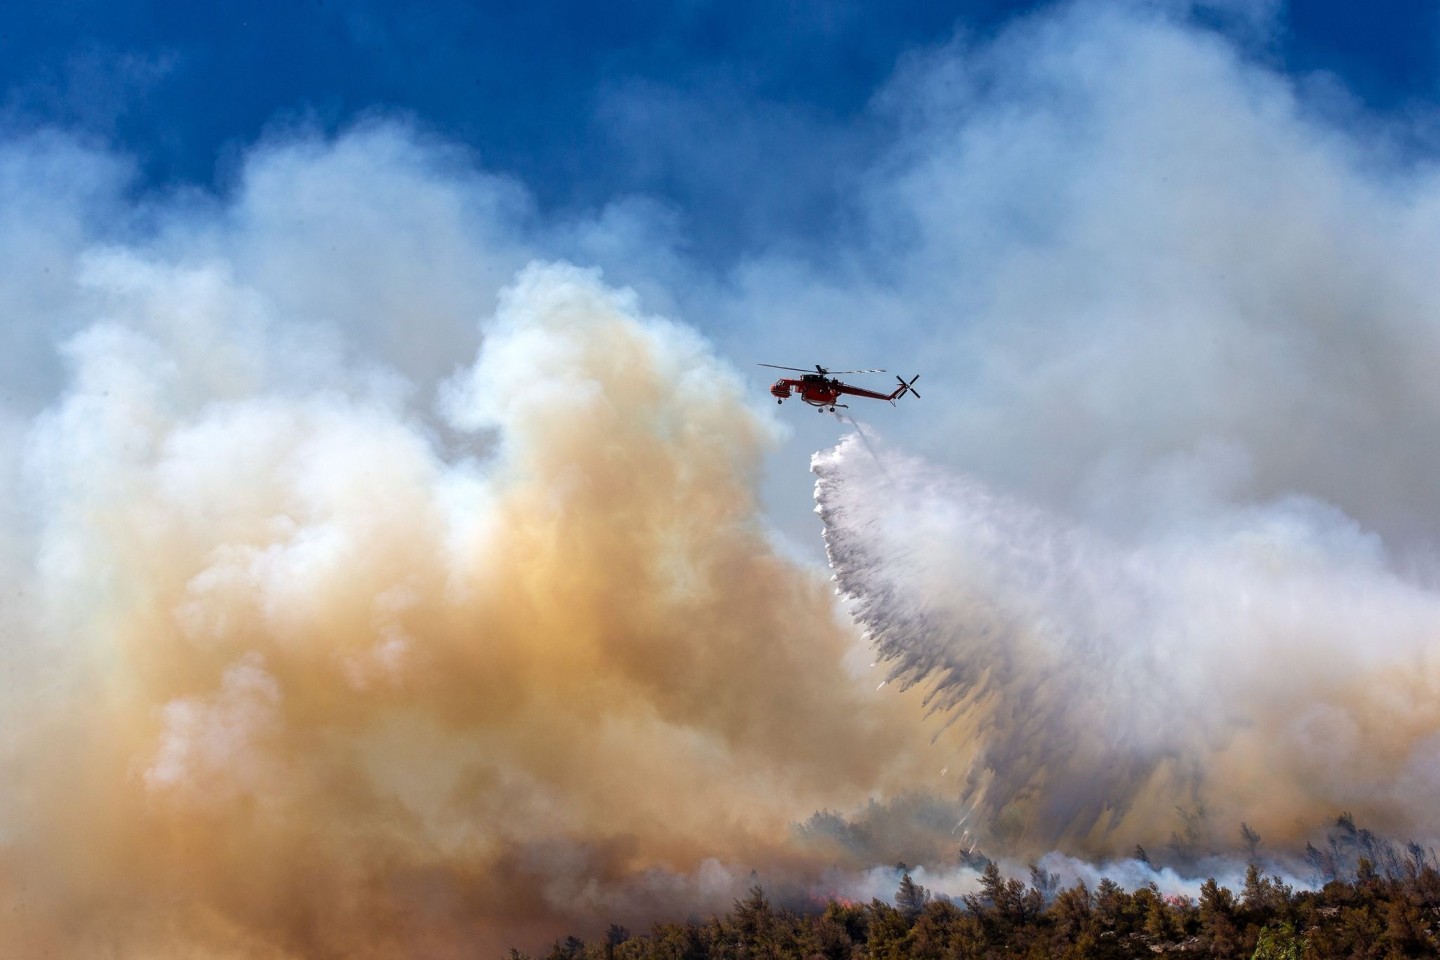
[0,261,931,957]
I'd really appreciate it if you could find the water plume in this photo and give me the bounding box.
[816,431,1440,860]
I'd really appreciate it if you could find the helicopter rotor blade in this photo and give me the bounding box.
[758,363,888,375]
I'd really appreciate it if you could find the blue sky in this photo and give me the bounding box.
[2,0,1437,261]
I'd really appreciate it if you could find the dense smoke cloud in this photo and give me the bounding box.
[0,140,933,954]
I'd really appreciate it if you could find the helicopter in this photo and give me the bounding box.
[759,364,921,412]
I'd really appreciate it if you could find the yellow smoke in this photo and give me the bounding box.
[0,261,932,957]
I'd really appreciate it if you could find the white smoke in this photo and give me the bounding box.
[832,853,1279,908]
[718,0,1440,555]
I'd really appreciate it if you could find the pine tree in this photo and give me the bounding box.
[1198,878,1240,957]
[1251,921,1304,960]
[896,872,929,921]
[1241,822,1262,862]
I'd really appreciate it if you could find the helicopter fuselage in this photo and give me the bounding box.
[769,374,893,408]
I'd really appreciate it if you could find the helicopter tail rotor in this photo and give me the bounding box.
[892,374,921,402]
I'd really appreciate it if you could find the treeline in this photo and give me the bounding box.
[520,855,1440,960]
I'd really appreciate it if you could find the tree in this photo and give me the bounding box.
[1093,877,1129,932]
[1241,823,1262,862]
[1131,885,1175,943]
[1049,881,1093,942]
[1240,863,1291,917]
[907,900,965,960]
[1382,895,1430,955]
[728,886,779,960]
[865,899,909,960]
[1305,841,1337,885]
[1251,921,1304,960]
[895,872,929,922]
[1198,879,1241,958]
[1028,862,1060,903]
[800,903,858,960]
[545,936,586,960]
[603,924,631,960]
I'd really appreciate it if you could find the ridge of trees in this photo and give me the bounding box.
[517,855,1440,960]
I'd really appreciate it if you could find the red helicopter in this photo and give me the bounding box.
[760,364,921,412]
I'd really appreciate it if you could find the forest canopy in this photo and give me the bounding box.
[521,853,1440,960]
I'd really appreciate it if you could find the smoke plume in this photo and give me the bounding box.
[0,238,935,955]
